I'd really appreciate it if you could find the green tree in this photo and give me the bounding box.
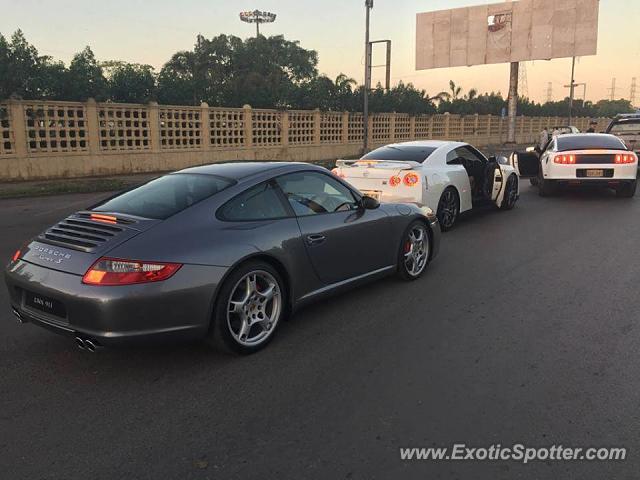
[67,47,107,100]
[107,62,156,103]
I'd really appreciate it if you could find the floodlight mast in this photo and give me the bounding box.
[239,10,277,37]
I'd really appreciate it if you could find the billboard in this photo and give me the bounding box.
[416,0,599,70]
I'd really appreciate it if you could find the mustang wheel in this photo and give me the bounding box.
[537,171,556,197]
[208,261,285,354]
[436,188,459,231]
[397,221,430,281]
[500,174,519,210]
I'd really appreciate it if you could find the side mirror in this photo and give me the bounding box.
[525,146,536,152]
[360,195,380,210]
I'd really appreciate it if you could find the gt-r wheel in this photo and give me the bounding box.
[616,180,637,198]
[397,221,430,281]
[500,174,519,210]
[436,188,459,231]
[208,261,285,354]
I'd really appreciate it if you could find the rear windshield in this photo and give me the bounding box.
[361,145,438,163]
[92,173,234,219]
[556,135,626,152]
[608,121,640,134]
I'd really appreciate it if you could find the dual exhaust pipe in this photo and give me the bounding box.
[75,336,102,353]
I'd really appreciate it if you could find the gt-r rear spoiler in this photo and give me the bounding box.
[335,159,420,170]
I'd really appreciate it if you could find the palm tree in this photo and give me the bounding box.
[449,80,462,100]
[334,73,356,96]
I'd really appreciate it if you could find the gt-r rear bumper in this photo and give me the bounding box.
[4,260,227,346]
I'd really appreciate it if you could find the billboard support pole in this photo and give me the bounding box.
[507,61,519,144]
[363,0,373,153]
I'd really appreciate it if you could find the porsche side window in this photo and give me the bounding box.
[218,182,290,221]
[276,172,358,216]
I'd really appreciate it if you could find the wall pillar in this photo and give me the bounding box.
[313,109,321,145]
[85,98,101,155]
[281,111,290,147]
[444,112,450,138]
[389,113,396,143]
[200,102,210,150]
[7,100,27,158]
[342,112,349,144]
[409,116,416,140]
[243,105,253,148]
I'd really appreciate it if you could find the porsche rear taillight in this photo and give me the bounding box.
[82,257,182,286]
[554,154,576,164]
[615,153,637,164]
[11,249,21,262]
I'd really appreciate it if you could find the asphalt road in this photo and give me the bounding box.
[1,183,639,479]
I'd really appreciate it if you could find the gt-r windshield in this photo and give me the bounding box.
[92,173,235,219]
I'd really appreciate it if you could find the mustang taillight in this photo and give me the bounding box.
[389,175,402,187]
[403,172,420,186]
[554,154,576,164]
[82,258,182,286]
[615,153,637,164]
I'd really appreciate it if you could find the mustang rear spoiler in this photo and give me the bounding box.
[335,159,420,170]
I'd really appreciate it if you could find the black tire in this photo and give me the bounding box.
[537,171,556,197]
[436,187,460,232]
[397,220,431,281]
[500,174,519,210]
[616,180,637,198]
[206,260,286,355]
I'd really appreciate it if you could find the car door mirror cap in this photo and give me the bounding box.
[360,195,380,210]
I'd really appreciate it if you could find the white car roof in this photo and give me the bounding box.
[382,140,466,148]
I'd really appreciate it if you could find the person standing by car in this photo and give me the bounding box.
[539,127,550,150]
[586,120,598,133]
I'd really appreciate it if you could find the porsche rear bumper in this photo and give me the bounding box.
[4,259,227,346]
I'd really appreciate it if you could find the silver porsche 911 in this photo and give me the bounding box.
[5,162,440,354]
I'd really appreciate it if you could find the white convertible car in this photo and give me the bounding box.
[333,140,519,230]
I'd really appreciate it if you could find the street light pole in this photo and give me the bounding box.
[568,56,576,125]
[363,0,373,153]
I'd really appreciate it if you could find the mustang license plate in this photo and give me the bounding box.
[585,169,604,177]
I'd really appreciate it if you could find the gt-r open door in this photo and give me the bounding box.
[510,150,540,178]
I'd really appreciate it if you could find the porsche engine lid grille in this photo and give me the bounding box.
[39,215,130,252]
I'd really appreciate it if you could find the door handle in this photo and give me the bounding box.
[306,234,326,246]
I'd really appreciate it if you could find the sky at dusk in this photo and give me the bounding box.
[1,0,639,104]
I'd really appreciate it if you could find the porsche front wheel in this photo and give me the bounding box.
[397,221,430,281]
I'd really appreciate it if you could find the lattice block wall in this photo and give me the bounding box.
[252,110,281,146]
[159,107,201,149]
[24,103,88,153]
[371,114,391,143]
[0,106,13,155]
[320,112,343,144]
[476,116,490,137]
[99,105,150,151]
[448,115,462,139]
[462,116,475,136]
[348,113,363,143]
[414,116,431,138]
[431,115,447,139]
[210,109,244,147]
[288,111,315,145]
[395,114,411,140]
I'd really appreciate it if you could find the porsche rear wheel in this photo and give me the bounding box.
[397,221,430,281]
[207,261,285,354]
[436,188,459,232]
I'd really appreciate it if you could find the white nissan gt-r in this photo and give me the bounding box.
[333,140,519,231]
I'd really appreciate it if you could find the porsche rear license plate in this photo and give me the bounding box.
[362,190,381,200]
[585,169,604,177]
[24,290,67,318]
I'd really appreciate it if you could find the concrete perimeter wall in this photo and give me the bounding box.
[0,99,608,181]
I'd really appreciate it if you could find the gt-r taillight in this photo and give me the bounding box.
[615,153,637,164]
[389,175,401,187]
[554,154,576,164]
[403,172,420,186]
[331,167,345,178]
[82,258,182,286]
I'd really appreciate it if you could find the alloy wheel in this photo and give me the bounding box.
[403,224,429,277]
[438,190,458,229]
[227,270,282,347]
